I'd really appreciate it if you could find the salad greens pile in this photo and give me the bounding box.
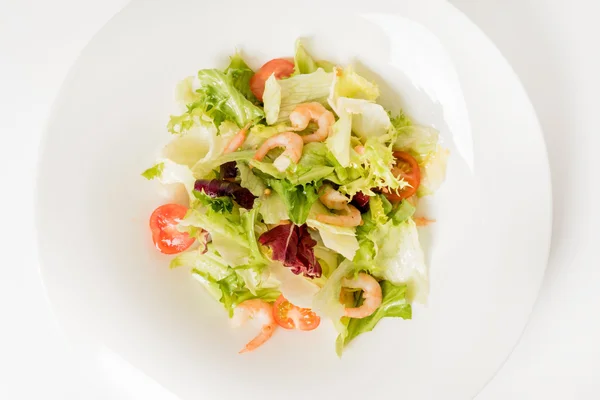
[142,40,448,355]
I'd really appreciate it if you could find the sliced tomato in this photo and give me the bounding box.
[273,295,320,331]
[385,151,421,202]
[249,58,295,101]
[149,204,195,255]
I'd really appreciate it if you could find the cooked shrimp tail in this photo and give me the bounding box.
[319,184,350,211]
[289,102,335,143]
[316,204,362,227]
[342,273,382,319]
[253,132,304,172]
[223,122,252,154]
[233,299,277,353]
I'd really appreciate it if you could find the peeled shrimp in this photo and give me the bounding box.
[232,299,277,354]
[316,204,362,227]
[319,184,350,211]
[253,131,304,172]
[223,122,252,154]
[342,273,382,319]
[414,216,435,226]
[289,102,335,143]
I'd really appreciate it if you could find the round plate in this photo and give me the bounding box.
[36,0,551,398]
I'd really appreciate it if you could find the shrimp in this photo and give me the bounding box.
[414,216,435,226]
[354,145,365,155]
[342,273,382,319]
[289,102,335,143]
[253,132,304,172]
[232,299,277,354]
[316,204,362,227]
[319,184,350,211]
[223,122,252,154]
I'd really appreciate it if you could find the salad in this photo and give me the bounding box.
[142,40,448,355]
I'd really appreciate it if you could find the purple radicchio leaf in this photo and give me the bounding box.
[194,179,257,209]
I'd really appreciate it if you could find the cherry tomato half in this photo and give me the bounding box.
[149,204,195,255]
[384,151,421,202]
[273,295,320,331]
[249,58,295,101]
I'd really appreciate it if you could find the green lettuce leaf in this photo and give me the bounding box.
[193,190,234,213]
[339,137,407,197]
[141,158,196,197]
[167,104,211,135]
[192,150,254,180]
[312,260,356,334]
[162,123,216,168]
[337,281,412,352]
[342,98,391,139]
[393,125,440,160]
[224,52,259,104]
[293,39,318,75]
[265,179,320,225]
[141,163,164,180]
[329,65,379,107]
[250,142,337,186]
[368,195,390,225]
[243,123,291,149]
[263,74,281,125]
[237,162,266,196]
[417,146,449,197]
[178,207,266,268]
[174,76,200,107]
[315,60,335,73]
[326,105,352,167]
[176,244,280,317]
[307,201,359,260]
[193,69,264,127]
[258,192,290,224]
[366,217,428,303]
[276,68,334,122]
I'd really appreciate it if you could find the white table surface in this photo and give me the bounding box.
[1,0,598,398]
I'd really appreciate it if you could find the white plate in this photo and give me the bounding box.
[36,0,551,398]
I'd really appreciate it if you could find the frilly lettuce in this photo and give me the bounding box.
[172,244,279,316]
[191,69,264,128]
[339,137,407,197]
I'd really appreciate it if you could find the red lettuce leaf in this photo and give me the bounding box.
[194,179,256,209]
[219,161,238,181]
[258,224,322,278]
